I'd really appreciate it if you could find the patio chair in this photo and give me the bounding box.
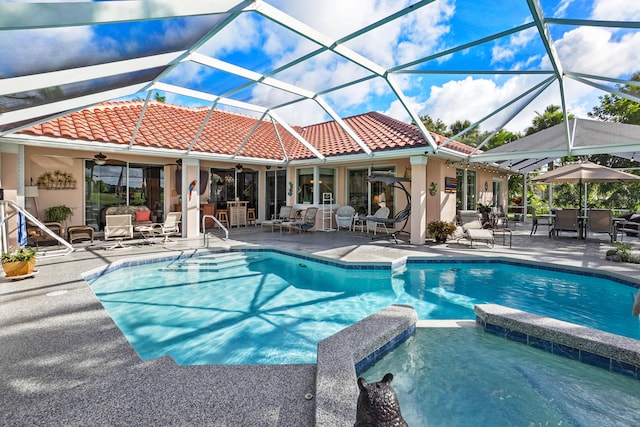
[455,216,494,248]
[104,214,134,249]
[366,207,390,235]
[151,212,182,243]
[105,214,133,240]
[281,207,319,233]
[529,206,553,236]
[552,208,579,238]
[586,209,614,242]
[335,205,356,230]
[261,205,292,232]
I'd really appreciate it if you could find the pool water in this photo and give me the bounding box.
[361,327,640,426]
[88,250,640,365]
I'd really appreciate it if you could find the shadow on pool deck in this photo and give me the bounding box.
[2,226,639,426]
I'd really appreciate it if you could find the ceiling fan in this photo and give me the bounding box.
[93,152,107,165]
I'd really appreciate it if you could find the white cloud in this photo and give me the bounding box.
[553,27,640,77]
[592,0,640,21]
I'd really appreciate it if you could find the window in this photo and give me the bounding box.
[456,168,476,211]
[492,180,503,209]
[210,167,258,214]
[296,167,314,204]
[318,167,336,203]
[347,165,395,215]
[85,161,164,230]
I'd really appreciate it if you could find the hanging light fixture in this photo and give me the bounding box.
[94,152,107,165]
[235,164,243,172]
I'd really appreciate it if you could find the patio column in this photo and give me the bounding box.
[182,158,200,239]
[410,155,427,245]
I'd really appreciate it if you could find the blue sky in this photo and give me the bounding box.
[159,0,640,133]
[2,0,639,135]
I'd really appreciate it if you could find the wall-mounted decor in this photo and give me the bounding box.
[429,181,437,196]
[36,170,77,190]
[444,177,457,193]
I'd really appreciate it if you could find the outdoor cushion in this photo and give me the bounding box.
[136,210,151,222]
[463,220,483,231]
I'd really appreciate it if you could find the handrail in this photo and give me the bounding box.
[202,214,228,245]
[0,200,75,257]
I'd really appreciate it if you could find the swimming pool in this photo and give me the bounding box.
[88,249,640,365]
[361,327,640,426]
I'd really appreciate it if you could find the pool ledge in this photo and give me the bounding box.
[315,304,418,427]
[475,304,640,378]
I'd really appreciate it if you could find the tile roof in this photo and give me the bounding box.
[19,101,474,160]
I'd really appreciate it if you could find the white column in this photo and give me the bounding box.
[183,158,200,239]
[410,156,427,245]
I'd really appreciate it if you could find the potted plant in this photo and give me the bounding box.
[2,246,37,277]
[427,220,456,243]
[44,205,73,223]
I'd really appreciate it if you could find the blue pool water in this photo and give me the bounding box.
[361,327,640,426]
[88,250,640,365]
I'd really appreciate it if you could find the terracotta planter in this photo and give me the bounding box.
[2,259,36,277]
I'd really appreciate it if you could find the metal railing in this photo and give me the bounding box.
[0,200,75,257]
[202,214,228,246]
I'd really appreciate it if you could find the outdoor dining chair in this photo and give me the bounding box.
[552,209,579,238]
[586,209,614,242]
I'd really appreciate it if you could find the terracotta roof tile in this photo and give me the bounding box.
[18,101,475,160]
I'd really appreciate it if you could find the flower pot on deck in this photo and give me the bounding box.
[2,259,36,277]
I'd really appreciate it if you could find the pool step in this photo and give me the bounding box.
[163,253,266,272]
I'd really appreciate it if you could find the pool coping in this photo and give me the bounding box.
[315,304,418,427]
[475,304,640,377]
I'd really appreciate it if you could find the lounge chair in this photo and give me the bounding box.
[150,212,182,243]
[455,217,494,248]
[457,210,481,227]
[261,206,292,232]
[586,209,614,242]
[335,205,356,230]
[281,207,319,233]
[552,209,579,238]
[366,207,390,235]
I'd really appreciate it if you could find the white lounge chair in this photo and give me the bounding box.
[455,216,494,248]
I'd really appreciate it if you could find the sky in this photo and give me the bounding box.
[2,0,639,135]
[162,0,640,133]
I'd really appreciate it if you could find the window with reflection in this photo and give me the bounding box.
[84,161,164,231]
[296,167,314,204]
[347,165,396,215]
[456,169,477,211]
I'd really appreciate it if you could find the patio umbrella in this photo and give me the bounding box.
[531,161,640,213]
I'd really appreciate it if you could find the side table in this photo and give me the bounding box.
[492,228,512,248]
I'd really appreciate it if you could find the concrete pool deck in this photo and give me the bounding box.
[2,225,640,426]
